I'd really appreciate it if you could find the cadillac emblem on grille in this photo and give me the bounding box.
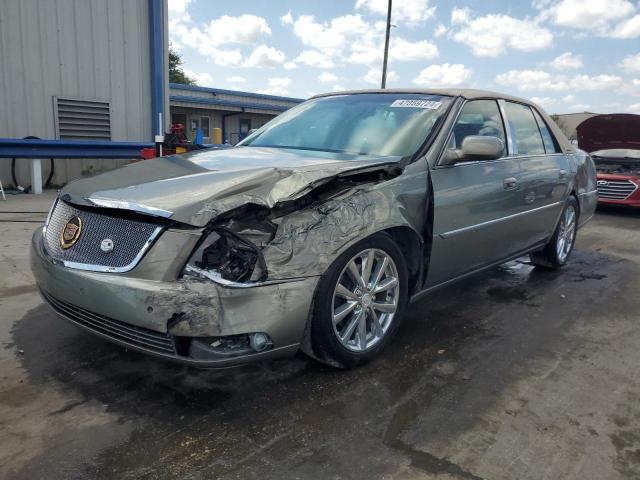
[59,216,82,249]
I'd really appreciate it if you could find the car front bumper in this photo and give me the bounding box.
[596,174,640,208]
[30,227,319,368]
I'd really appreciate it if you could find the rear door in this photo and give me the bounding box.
[501,101,570,251]
[426,99,525,288]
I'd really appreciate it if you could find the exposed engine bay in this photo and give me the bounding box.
[593,156,640,175]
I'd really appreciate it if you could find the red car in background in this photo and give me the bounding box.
[577,114,640,208]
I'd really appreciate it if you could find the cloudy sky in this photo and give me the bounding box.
[169,0,640,114]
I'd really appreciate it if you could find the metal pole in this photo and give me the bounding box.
[381,0,392,89]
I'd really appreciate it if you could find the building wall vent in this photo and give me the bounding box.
[54,97,111,140]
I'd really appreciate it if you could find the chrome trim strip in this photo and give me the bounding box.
[183,264,314,289]
[579,189,598,197]
[87,197,173,218]
[42,197,59,236]
[439,201,563,239]
[45,226,164,273]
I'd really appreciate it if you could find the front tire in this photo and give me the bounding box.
[310,233,408,368]
[530,196,579,269]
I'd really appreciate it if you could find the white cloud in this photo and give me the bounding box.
[495,70,624,92]
[227,76,247,84]
[332,84,346,91]
[213,49,243,66]
[628,102,640,113]
[563,94,577,103]
[571,74,624,90]
[364,68,398,85]
[538,0,640,38]
[434,24,447,37]
[205,15,271,45]
[168,0,192,15]
[285,13,436,68]
[244,45,286,68]
[610,15,640,38]
[391,38,439,61]
[530,96,557,110]
[169,13,272,57]
[319,72,338,83]
[183,69,213,87]
[260,77,292,95]
[450,8,553,57]
[284,61,297,70]
[495,70,565,91]
[621,53,640,72]
[280,10,293,25]
[550,52,583,70]
[348,33,438,66]
[291,14,368,53]
[355,0,435,25]
[567,103,591,112]
[413,63,472,87]
[294,50,334,68]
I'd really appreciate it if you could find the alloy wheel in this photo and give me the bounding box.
[556,204,577,263]
[331,248,400,352]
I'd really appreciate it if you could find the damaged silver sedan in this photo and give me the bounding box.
[31,89,598,368]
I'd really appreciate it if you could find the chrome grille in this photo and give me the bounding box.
[597,179,638,200]
[42,290,176,355]
[44,200,161,272]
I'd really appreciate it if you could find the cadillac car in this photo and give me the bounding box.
[576,113,640,208]
[31,89,598,368]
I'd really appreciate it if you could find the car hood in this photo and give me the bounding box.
[61,146,402,226]
[577,114,640,153]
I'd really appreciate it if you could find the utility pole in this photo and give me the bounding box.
[381,0,392,89]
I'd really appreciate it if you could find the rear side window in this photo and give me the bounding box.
[532,108,560,153]
[504,102,545,156]
[450,100,506,155]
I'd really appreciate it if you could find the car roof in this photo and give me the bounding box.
[311,88,533,105]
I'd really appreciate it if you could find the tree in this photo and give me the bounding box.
[169,44,195,85]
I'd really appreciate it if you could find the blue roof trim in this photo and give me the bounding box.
[169,83,304,104]
[170,95,294,112]
[0,138,153,158]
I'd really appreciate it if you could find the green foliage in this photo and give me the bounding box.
[169,44,195,85]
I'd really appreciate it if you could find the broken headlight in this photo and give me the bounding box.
[182,218,276,284]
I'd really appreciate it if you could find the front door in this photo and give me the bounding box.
[426,99,524,287]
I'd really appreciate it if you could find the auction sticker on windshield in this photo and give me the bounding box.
[390,99,442,109]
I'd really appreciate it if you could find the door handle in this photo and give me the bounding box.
[559,169,568,178]
[503,177,518,190]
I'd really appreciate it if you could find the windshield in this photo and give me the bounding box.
[238,93,452,157]
[591,149,640,159]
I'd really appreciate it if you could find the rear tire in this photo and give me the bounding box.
[530,196,579,270]
[310,233,408,368]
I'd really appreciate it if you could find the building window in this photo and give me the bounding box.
[54,97,111,141]
[200,116,210,138]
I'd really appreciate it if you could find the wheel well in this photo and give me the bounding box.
[382,226,422,296]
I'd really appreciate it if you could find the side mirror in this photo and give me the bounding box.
[442,136,505,165]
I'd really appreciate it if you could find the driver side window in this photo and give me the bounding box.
[447,100,506,157]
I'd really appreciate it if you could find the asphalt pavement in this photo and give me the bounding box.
[1,191,639,479]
